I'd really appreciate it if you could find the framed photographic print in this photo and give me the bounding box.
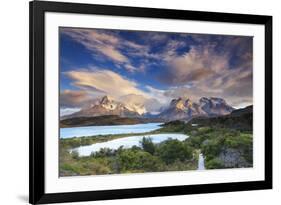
[29,0,272,204]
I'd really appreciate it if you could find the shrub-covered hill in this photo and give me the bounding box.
[188,105,253,131]
[60,115,163,128]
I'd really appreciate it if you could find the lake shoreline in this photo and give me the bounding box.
[72,133,189,157]
[60,128,186,149]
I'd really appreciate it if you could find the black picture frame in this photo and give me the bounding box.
[29,1,272,204]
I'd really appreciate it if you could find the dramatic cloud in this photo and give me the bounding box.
[60,28,253,110]
[65,69,147,98]
[160,44,228,85]
[156,35,253,108]
[145,85,170,105]
[60,90,92,108]
[63,68,165,112]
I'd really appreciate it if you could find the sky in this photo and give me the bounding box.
[59,27,253,116]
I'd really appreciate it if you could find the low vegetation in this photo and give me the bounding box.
[60,137,197,176]
[60,109,253,176]
[158,120,253,169]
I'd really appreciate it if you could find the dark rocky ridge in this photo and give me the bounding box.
[189,105,253,131]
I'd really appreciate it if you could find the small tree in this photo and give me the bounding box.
[71,150,79,160]
[140,137,155,155]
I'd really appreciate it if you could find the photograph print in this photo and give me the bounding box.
[59,27,253,177]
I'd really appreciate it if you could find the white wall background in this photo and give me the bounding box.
[0,0,279,204]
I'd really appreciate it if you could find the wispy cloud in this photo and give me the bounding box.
[61,28,149,73]
[60,107,81,116]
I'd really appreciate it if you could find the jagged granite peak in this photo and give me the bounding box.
[98,96,119,111]
[184,98,191,105]
[158,97,235,121]
[169,97,194,111]
[63,95,141,119]
[100,95,111,104]
[199,97,234,116]
[200,97,227,107]
[170,97,185,110]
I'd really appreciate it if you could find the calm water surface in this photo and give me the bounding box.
[60,123,162,139]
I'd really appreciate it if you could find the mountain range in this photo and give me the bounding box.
[62,95,235,122]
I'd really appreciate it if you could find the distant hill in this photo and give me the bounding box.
[230,105,253,117]
[188,105,253,131]
[60,115,163,128]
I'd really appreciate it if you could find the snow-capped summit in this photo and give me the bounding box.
[64,96,141,119]
[99,96,118,111]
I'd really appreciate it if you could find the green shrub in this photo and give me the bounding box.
[157,139,193,164]
[201,139,221,159]
[92,148,115,157]
[205,158,224,169]
[116,149,162,172]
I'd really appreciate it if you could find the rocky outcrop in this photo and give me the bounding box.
[218,148,252,168]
